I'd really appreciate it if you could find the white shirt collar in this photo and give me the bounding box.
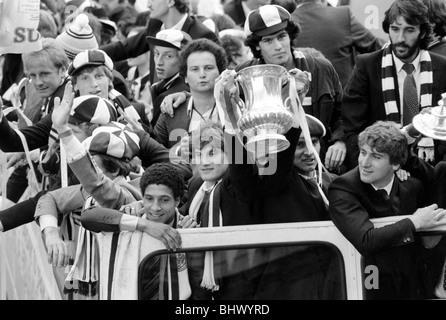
[161,13,188,31]
[393,51,421,74]
[371,174,395,196]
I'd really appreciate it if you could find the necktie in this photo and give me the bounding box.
[402,63,418,126]
[196,190,210,225]
[376,189,389,200]
[377,189,401,215]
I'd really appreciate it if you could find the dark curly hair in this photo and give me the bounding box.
[139,163,185,200]
[180,39,228,79]
[245,19,300,60]
[382,0,432,50]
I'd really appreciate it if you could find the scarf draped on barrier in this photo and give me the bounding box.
[99,212,191,300]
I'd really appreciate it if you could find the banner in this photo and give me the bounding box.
[0,0,42,54]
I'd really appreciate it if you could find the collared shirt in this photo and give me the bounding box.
[393,52,421,120]
[371,174,395,196]
[186,97,220,133]
[161,13,188,31]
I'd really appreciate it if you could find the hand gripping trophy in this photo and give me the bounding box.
[215,64,315,158]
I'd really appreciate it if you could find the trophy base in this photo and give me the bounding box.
[245,133,290,155]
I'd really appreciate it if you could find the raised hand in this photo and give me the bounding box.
[51,81,74,133]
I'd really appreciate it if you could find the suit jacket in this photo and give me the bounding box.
[291,3,385,88]
[223,0,246,27]
[342,49,446,169]
[100,16,219,85]
[153,97,192,149]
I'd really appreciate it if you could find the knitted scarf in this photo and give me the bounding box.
[381,44,433,124]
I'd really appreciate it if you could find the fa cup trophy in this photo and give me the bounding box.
[413,93,446,141]
[226,64,304,154]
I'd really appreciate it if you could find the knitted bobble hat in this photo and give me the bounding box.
[56,13,99,60]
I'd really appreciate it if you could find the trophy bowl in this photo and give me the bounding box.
[413,103,446,141]
[236,64,294,154]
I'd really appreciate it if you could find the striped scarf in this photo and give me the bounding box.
[381,44,433,124]
[189,180,224,292]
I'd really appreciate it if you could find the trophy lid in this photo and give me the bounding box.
[413,93,446,141]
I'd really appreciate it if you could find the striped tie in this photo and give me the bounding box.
[402,63,419,126]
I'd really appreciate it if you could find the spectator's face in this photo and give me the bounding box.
[389,16,423,63]
[358,143,399,188]
[73,67,111,99]
[143,184,179,225]
[196,144,229,183]
[26,61,65,99]
[153,46,181,79]
[185,51,220,94]
[293,136,321,175]
[147,0,170,20]
[257,30,292,67]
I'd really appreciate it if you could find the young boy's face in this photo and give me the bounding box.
[293,136,321,175]
[358,143,399,188]
[143,184,179,225]
[196,144,229,183]
[73,66,111,99]
[153,46,181,80]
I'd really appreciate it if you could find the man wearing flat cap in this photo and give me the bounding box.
[237,4,347,175]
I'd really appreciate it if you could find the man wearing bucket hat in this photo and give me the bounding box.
[238,4,347,174]
[146,29,192,127]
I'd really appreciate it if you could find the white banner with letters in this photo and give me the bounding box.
[0,0,42,54]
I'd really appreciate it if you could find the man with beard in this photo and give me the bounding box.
[342,0,446,170]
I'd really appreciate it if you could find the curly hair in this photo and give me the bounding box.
[358,121,408,166]
[245,19,300,59]
[382,0,433,50]
[179,39,228,78]
[140,163,185,200]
